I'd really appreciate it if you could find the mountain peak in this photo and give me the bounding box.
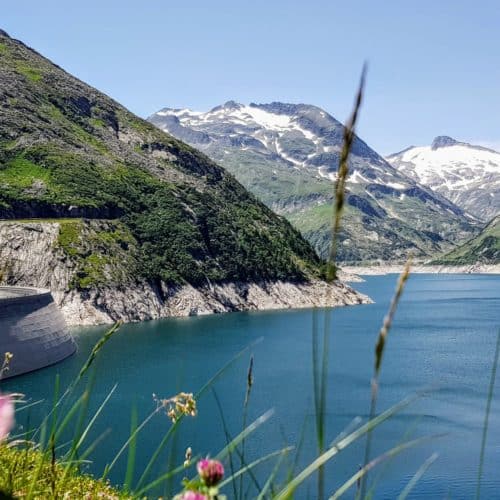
[222,100,241,109]
[208,100,242,113]
[431,136,459,150]
[250,102,302,115]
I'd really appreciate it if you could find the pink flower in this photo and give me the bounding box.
[178,492,207,500]
[197,458,224,487]
[0,394,15,441]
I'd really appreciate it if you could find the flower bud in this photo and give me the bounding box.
[197,458,224,487]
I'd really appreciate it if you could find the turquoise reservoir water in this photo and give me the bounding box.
[4,274,500,498]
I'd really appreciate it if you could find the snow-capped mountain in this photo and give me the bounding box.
[148,102,477,262]
[150,101,403,183]
[387,136,500,221]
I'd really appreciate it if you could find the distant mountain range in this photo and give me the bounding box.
[387,136,500,221]
[149,102,477,263]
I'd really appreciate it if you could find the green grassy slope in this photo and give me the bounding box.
[0,30,323,289]
[431,215,500,265]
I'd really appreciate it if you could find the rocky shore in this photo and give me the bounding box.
[54,279,370,326]
[0,221,371,326]
[342,264,500,276]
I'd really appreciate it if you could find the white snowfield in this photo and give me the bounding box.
[387,139,500,221]
[156,104,337,172]
[153,103,413,188]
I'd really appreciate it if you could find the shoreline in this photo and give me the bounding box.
[55,279,372,326]
[341,263,500,276]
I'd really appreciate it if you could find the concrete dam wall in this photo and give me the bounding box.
[0,286,76,378]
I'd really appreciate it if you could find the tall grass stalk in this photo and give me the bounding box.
[240,354,254,498]
[310,64,367,500]
[360,258,412,498]
[212,388,258,497]
[311,309,330,500]
[475,327,500,500]
[124,405,138,492]
[327,63,367,282]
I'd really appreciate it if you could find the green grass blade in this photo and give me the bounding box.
[397,452,438,500]
[331,436,442,499]
[256,448,289,500]
[218,447,294,489]
[53,392,88,443]
[329,416,362,448]
[124,405,138,492]
[77,428,112,463]
[73,384,117,454]
[476,328,500,500]
[134,461,196,497]
[215,409,274,462]
[274,394,419,500]
[103,405,159,479]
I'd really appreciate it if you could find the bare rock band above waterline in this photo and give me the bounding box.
[0,221,371,326]
[342,264,500,275]
[55,279,371,326]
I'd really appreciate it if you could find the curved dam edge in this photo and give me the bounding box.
[0,286,76,379]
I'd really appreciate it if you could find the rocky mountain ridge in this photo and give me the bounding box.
[149,102,477,262]
[387,136,500,221]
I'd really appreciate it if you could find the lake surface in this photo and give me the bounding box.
[4,274,500,498]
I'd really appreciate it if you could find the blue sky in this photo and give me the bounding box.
[3,0,499,154]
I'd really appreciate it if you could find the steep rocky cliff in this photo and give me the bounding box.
[0,30,370,325]
[0,221,368,325]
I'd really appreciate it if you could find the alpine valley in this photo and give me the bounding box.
[0,30,369,325]
[149,103,479,263]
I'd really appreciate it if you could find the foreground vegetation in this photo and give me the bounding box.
[0,445,127,499]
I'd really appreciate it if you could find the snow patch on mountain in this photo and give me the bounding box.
[387,137,500,221]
